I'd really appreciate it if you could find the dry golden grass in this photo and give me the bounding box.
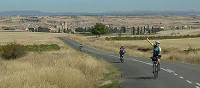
[0,32,67,46]
[157,29,200,36]
[0,47,110,88]
[68,34,200,64]
[2,16,200,29]
[0,32,116,88]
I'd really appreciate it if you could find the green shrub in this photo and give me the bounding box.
[0,43,60,60]
[0,42,26,60]
[25,44,60,52]
[91,23,109,37]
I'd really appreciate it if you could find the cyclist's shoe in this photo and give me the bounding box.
[152,69,155,73]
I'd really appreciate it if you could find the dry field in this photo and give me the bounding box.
[0,32,118,88]
[0,32,67,46]
[68,34,200,64]
[1,16,200,30]
[157,29,200,36]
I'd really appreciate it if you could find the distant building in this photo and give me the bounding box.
[26,24,50,32]
[21,17,40,22]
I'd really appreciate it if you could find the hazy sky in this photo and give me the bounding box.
[0,0,200,12]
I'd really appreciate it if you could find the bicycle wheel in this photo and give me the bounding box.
[153,63,156,79]
[153,62,158,79]
[155,63,159,79]
[120,57,124,63]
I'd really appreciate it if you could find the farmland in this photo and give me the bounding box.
[68,34,200,64]
[0,32,119,88]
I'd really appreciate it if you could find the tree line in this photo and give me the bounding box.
[74,23,164,37]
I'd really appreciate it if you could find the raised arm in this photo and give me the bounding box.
[146,38,154,46]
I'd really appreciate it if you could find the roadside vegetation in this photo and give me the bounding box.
[0,46,120,88]
[90,23,109,37]
[0,42,60,60]
[25,44,60,52]
[0,42,26,60]
[68,34,200,64]
[0,32,120,88]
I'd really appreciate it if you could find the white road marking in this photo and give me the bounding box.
[130,59,153,66]
[186,80,192,84]
[110,54,198,87]
[161,68,168,72]
[110,55,119,58]
[130,58,177,73]
[146,63,153,65]
[165,69,175,73]
[174,73,178,76]
[196,86,200,88]
[179,76,184,79]
[196,83,200,86]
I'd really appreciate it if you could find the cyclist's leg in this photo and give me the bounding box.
[158,58,160,64]
[120,53,123,59]
[158,58,161,71]
[152,57,155,73]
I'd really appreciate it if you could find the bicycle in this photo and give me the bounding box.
[79,44,83,51]
[152,56,160,79]
[120,54,124,63]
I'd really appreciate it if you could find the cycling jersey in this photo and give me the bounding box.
[119,48,125,55]
[153,45,161,57]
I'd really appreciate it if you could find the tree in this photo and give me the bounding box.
[63,29,66,33]
[120,26,126,33]
[91,23,108,37]
[75,27,85,32]
[132,27,136,35]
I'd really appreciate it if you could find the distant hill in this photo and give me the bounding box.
[0,10,96,16]
[0,10,200,16]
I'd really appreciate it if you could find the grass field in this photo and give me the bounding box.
[0,32,120,88]
[0,32,67,46]
[68,34,200,64]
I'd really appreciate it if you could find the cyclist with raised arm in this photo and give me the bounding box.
[119,46,126,63]
[146,38,162,70]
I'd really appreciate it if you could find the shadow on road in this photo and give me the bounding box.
[112,61,122,63]
[124,76,154,80]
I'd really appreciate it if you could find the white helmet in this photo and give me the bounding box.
[155,41,160,45]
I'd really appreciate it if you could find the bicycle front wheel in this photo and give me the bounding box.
[153,63,158,79]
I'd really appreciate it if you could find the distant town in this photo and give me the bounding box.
[0,16,200,35]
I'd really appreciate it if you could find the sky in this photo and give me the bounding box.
[0,0,200,12]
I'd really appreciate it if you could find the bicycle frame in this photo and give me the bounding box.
[120,54,124,63]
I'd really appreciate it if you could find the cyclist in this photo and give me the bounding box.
[146,38,162,70]
[79,43,83,51]
[119,46,126,60]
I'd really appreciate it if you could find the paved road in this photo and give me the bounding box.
[59,37,200,88]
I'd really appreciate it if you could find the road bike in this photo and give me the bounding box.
[152,57,160,79]
[120,54,124,63]
[79,44,83,51]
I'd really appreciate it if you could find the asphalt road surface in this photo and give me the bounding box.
[59,37,200,88]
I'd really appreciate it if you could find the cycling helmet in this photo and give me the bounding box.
[155,41,160,45]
